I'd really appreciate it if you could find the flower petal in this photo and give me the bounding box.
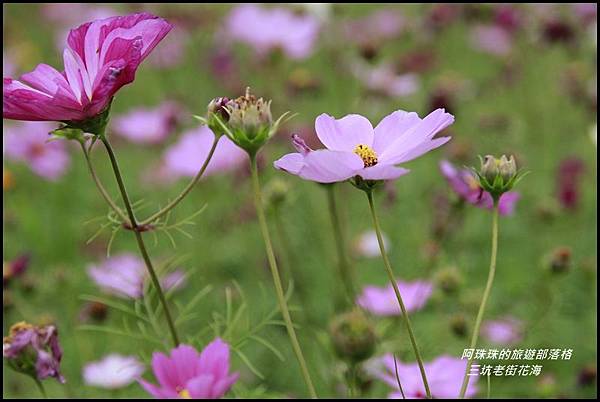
[357,163,410,181]
[315,113,374,151]
[198,338,230,379]
[372,110,421,154]
[298,149,363,183]
[273,152,305,175]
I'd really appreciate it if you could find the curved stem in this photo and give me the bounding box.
[459,201,499,398]
[249,155,317,398]
[140,134,220,226]
[366,191,431,399]
[34,379,47,398]
[79,142,130,224]
[100,136,180,347]
[393,353,406,399]
[326,185,356,308]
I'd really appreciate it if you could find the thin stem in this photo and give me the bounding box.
[326,185,356,307]
[393,354,406,399]
[100,136,180,347]
[34,379,47,398]
[79,142,130,224]
[249,155,317,398]
[140,134,220,225]
[459,201,499,398]
[366,191,431,399]
[272,206,293,286]
[486,373,491,399]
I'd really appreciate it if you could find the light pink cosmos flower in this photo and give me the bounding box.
[162,125,247,179]
[481,317,524,345]
[352,61,420,98]
[3,13,172,122]
[343,9,405,47]
[83,354,145,389]
[224,4,320,60]
[367,354,479,399]
[439,160,520,216]
[139,339,239,399]
[3,121,70,181]
[87,253,186,299]
[112,101,180,144]
[357,280,433,316]
[470,25,513,57]
[274,109,454,183]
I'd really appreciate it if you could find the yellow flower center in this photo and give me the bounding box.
[353,144,378,167]
[178,389,191,399]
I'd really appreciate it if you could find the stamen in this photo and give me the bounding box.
[354,144,378,167]
[178,389,191,399]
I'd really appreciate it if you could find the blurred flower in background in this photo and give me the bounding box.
[224,4,320,60]
[112,101,182,144]
[367,354,479,398]
[556,157,586,211]
[481,317,524,345]
[351,61,420,98]
[354,230,390,258]
[343,8,405,61]
[3,52,16,77]
[3,121,71,181]
[83,354,145,389]
[3,254,30,287]
[162,125,247,179]
[357,279,433,316]
[470,24,513,57]
[87,253,186,299]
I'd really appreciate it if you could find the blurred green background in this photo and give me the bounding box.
[3,3,597,399]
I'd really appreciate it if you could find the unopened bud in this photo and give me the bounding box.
[449,313,468,337]
[329,309,376,363]
[474,154,526,200]
[434,266,462,294]
[481,155,499,183]
[499,155,517,182]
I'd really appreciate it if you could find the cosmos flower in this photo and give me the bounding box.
[139,339,239,399]
[274,109,453,183]
[357,280,433,316]
[3,13,172,122]
[162,125,247,179]
[3,121,71,181]
[367,354,479,399]
[343,8,405,48]
[470,25,513,56]
[111,101,180,144]
[3,321,65,384]
[354,230,391,258]
[87,253,186,299]
[439,160,520,216]
[83,354,145,389]
[481,317,524,345]
[224,4,320,60]
[351,61,420,98]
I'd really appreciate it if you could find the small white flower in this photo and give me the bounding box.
[83,354,144,389]
[355,230,390,258]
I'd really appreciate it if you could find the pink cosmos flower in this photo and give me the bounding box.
[343,9,405,47]
[439,160,520,216]
[3,13,172,122]
[112,101,180,144]
[162,125,247,179]
[470,25,512,57]
[357,280,433,316]
[87,253,186,299]
[224,4,320,60]
[481,317,523,345]
[83,354,145,389]
[352,61,420,98]
[274,109,454,183]
[139,339,239,399]
[367,354,479,399]
[3,121,71,181]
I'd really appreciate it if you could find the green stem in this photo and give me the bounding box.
[272,206,293,287]
[249,155,317,398]
[100,136,180,347]
[34,379,47,398]
[393,353,406,399]
[140,134,220,225]
[366,191,431,399]
[79,142,130,224]
[459,201,499,398]
[326,185,356,307]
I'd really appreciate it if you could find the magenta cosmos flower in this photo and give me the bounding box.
[112,101,180,144]
[163,125,247,179]
[3,13,172,122]
[140,339,239,399]
[3,121,71,181]
[87,253,186,299]
[224,4,320,60]
[439,160,520,216]
[368,354,479,399]
[274,109,454,183]
[357,280,433,316]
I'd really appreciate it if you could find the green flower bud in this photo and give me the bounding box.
[206,97,230,137]
[473,154,528,201]
[434,266,463,294]
[329,309,376,363]
[263,178,291,210]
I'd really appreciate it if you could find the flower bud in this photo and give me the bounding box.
[434,266,463,294]
[474,154,526,200]
[329,309,377,363]
[262,178,291,210]
[206,97,230,137]
[449,313,468,337]
[499,155,517,182]
[547,246,572,274]
[481,155,499,183]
